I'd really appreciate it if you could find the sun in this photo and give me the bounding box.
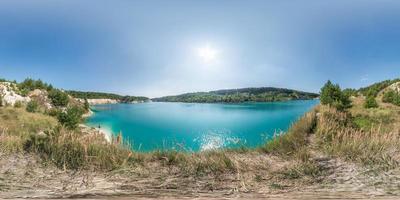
[197,44,218,63]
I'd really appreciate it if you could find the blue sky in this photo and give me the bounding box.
[0,0,399,97]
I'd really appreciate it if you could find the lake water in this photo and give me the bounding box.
[86,100,318,151]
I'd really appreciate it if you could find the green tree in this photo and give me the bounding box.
[343,88,358,97]
[26,100,39,113]
[364,95,378,108]
[57,106,84,129]
[35,79,45,89]
[320,80,351,110]
[48,89,69,107]
[47,84,53,91]
[17,78,54,96]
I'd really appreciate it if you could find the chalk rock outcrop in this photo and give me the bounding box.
[0,82,30,106]
[389,82,400,94]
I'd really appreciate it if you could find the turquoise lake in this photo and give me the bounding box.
[86,100,318,151]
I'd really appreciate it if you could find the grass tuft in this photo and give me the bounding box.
[261,109,317,156]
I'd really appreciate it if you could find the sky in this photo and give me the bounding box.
[0,0,399,97]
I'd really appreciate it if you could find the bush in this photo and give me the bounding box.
[26,100,39,113]
[364,95,378,108]
[320,80,351,111]
[48,89,69,107]
[57,106,84,129]
[45,108,60,117]
[383,90,400,106]
[14,101,23,108]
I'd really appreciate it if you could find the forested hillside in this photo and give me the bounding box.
[67,90,149,102]
[153,87,319,103]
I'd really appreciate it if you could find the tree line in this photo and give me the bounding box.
[67,90,149,102]
[153,87,319,103]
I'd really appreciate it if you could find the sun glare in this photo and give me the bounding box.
[197,44,218,63]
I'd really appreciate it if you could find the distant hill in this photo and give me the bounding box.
[152,87,319,103]
[67,90,149,103]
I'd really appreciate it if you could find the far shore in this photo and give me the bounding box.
[75,98,149,105]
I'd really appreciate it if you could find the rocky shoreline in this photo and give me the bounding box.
[81,108,113,142]
[79,123,113,142]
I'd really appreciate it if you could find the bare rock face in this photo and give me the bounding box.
[75,98,119,105]
[389,82,400,93]
[0,82,30,106]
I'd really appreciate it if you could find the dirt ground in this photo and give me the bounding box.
[1,151,400,200]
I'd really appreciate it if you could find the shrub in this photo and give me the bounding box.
[45,108,60,117]
[26,100,39,113]
[383,90,395,103]
[48,89,69,107]
[57,106,84,129]
[383,90,400,106]
[364,95,378,108]
[320,80,351,111]
[14,101,23,108]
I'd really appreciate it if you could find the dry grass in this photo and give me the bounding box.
[261,109,317,156]
[130,149,237,176]
[24,127,133,170]
[0,107,132,170]
[316,106,400,169]
[350,96,397,132]
[0,107,57,153]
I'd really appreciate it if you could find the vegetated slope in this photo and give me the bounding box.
[67,90,149,103]
[153,87,319,103]
[358,78,400,97]
[381,81,400,106]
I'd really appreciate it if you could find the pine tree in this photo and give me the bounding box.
[364,95,378,108]
[320,80,351,110]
